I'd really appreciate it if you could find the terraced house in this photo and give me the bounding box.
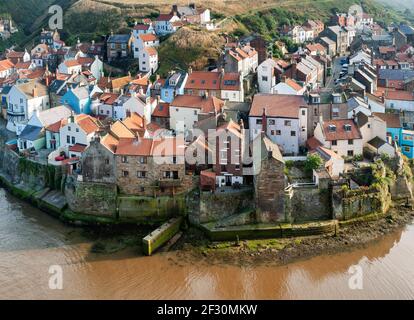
[115,136,191,196]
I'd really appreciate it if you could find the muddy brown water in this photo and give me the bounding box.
[1,188,414,299]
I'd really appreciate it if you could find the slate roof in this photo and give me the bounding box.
[107,34,131,43]
[19,125,43,141]
[378,69,414,81]
[250,94,307,118]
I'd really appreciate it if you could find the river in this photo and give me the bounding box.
[1,187,414,299]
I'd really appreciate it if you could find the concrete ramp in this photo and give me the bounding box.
[142,217,183,256]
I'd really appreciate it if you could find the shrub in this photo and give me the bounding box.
[304,154,323,173]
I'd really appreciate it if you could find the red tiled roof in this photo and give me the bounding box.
[46,119,65,133]
[250,94,306,118]
[171,95,224,114]
[69,144,87,153]
[285,78,303,92]
[134,24,150,30]
[321,119,362,141]
[152,102,170,118]
[115,138,153,156]
[139,34,158,42]
[379,46,396,54]
[77,57,94,66]
[64,59,81,67]
[151,137,185,157]
[372,112,401,128]
[221,73,241,91]
[156,14,175,21]
[385,90,414,101]
[185,71,221,90]
[73,114,101,134]
[15,61,31,70]
[100,93,119,105]
[144,46,157,56]
[306,43,326,53]
[6,51,24,58]
[0,59,14,72]
[306,136,322,151]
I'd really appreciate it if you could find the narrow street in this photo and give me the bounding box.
[325,56,343,89]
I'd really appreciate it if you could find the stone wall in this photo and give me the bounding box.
[65,177,118,217]
[287,186,332,222]
[118,194,186,221]
[0,141,65,192]
[189,188,255,225]
[0,142,20,181]
[332,183,392,221]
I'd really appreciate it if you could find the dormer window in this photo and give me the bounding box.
[328,124,336,132]
[344,124,352,132]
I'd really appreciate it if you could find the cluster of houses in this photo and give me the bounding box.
[0,16,17,40]
[0,6,414,199]
[107,3,212,73]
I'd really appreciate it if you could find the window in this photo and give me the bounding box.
[66,135,70,143]
[348,139,353,145]
[262,76,268,81]
[284,120,291,126]
[122,170,129,177]
[276,130,281,135]
[291,131,296,136]
[138,156,147,164]
[194,110,197,115]
[76,128,79,132]
[105,159,110,165]
[332,140,337,146]
[269,119,275,125]
[301,110,306,116]
[68,126,71,131]
[71,136,75,144]
[137,171,146,178]
[347,150,354,156]
[164,171,171,179]
[121,156,128,163]
[404,146,410,152]
[172,156,177,164]
[271,130,275,135]
[256,119,262,125]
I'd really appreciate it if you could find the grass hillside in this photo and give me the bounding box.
[1,0,413,72]
[157,26,226,76]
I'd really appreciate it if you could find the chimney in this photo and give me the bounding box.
[267,149,273,159]
[203,91,209,99]
[156,95,161,104]
[32,85,38,98]
[188,66,193,74]
[126,110,131,118]
[261,108,267,133]
[68,113,75,123]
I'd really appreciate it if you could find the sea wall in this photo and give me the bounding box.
[188,188,255,225]
[118,194,187,222]
[287,186,332,222]
[332,183,392,221]
[64,176,118,217]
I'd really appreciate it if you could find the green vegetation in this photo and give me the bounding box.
[304,154,323,173]
[157,26,225,77]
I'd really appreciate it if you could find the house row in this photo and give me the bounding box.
[280,20,324,44]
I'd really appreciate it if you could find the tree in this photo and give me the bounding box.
[304,154,323,173]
